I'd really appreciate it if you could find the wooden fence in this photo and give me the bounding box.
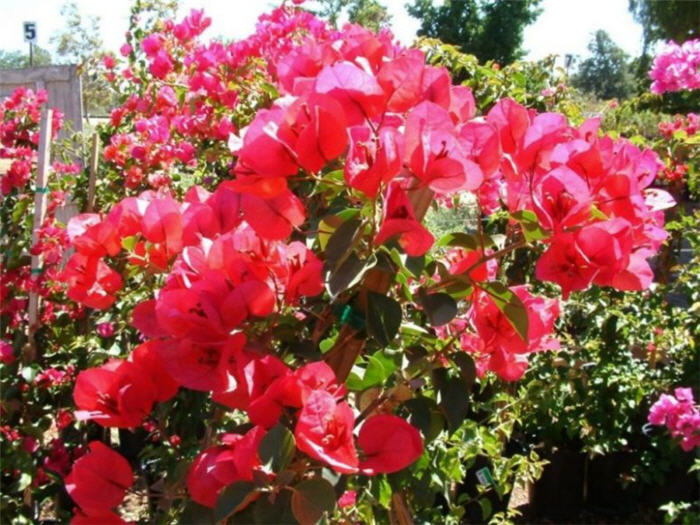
[0,65,83,137]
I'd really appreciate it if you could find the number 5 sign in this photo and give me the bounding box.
[23,22,37,43]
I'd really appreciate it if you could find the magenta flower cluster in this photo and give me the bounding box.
[648,387,700,451]
[649,39,700,94]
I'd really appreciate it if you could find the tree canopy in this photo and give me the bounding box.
[628,0,699,50]
[406,0,542,65]
[572,30,633,100]
[315,0,391,31]
[0,48,52,69]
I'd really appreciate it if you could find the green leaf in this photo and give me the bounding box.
[451,352,476,392]
[179,501,215,524]
[253,489,295,524]
[433,368,470,433]
[121,235,137,251]
[402,397,445,443]
[319,337,335,354]
[346,352,396,390]
[479,497,493,521]
[419,290,457,326]
[12,198,30,224]
[511,209,548,242]
[214,481,256,522]
[260,82,279,100]
[479,281,529,341]
[405,255,425,277]
[291,478,336,525]
[436,232,479,249]
[20,365,38,383]
[15,472,32,491]
[326,253,374,298]
[590,204,608,220]
[365,291,402,346]
[325,218,362,268]
[259,424,296,473]
[377,476,392,508]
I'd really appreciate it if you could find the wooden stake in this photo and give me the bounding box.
[25,108,53,363]
[86,132,99,212]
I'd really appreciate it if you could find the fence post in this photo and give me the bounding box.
[24,108,53,363]
[86,132,99,212]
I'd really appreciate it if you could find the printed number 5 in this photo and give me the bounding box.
[24,23,36,42]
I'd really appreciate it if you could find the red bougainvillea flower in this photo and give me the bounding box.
[462,286,560,381]
[156,333,245,392]
[142,196,183,258]
[185,447,225,508]
[129,341,179,402]
[377,49,450,113]
[534,233,594,299]
[214,351,291,427]
[63,253,123,310]
[374,182,434,256]
[153,287,230,342]
[485,97,531,155]
[186,426,266,508]
[284,242,324,303]
[531,166,592,232]
[240,189,306,241]
[73,359,157,428]
[277,93,348,173]
[536,219,638,298]
[67,214,121,258]
[445,248,497,282]
[234,106,298,183]
[215,426,266,483]
[338,490,357,509]
[404,100,483,193]
[358,414,423,475]
[344,124,403,198]
[294,361,347,403]
[313,61,386,125]
[65,441,133,517]
[295,389,358,473]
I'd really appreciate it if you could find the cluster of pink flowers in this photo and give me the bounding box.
[0,88,83,332]
[0,88,63,194]
[649,39,700,94]
[648,388,700,451]
[0,340,14,364]
[658,112,698,139]
[14,2,671,518]
[656,113,697,183]
[101,6,337,188]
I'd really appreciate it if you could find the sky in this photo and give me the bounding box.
[0,0,644,63]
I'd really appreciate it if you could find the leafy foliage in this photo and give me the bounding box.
[572,30,634,100]
[628,0,699,50]
[407,0,542,65]
[0,48,53,69]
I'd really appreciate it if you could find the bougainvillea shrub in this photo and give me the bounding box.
[0,2,690,523]
[649,39,700,95]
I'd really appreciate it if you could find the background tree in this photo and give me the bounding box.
[406,0,542,65]
[315,0,391,31]
[51,2,103,66]
[50,1,113,116]
[0,47,52,69]
[572,30,633,100]
[348,0,391,31]
[628,0,699,51]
